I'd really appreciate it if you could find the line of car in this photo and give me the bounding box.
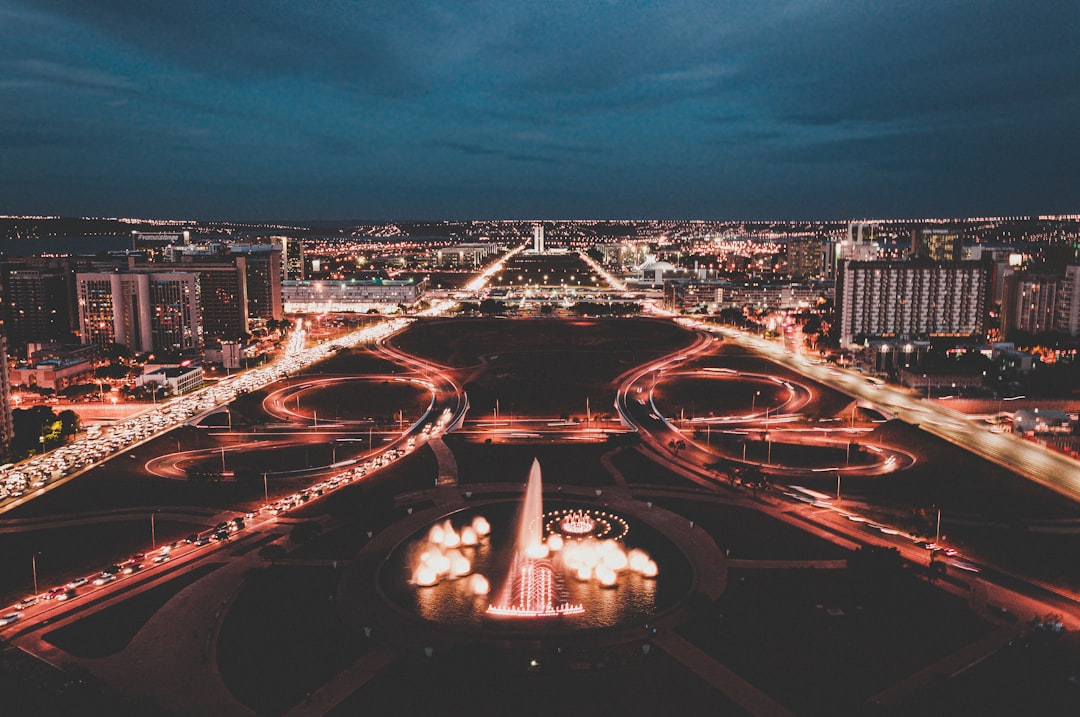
[0,320,410,507]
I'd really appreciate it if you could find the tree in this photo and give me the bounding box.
[58,409,81,437]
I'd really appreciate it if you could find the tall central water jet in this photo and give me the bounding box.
[487,458,583,618]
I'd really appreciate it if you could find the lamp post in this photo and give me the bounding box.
[263,472,269,504]
[765,406,772,465]
[32,552,41,595]
[752,390,760,414]
[151,511,157,548]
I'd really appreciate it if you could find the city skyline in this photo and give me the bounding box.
[2,1,1078,221]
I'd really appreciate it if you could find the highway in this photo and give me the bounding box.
[716,327,1080,505]
[0,319,412,515]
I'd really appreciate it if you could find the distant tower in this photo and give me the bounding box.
[532,224,545,254]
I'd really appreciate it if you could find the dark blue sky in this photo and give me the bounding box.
[2,1,1077,221]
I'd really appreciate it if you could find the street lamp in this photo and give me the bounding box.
[32,552,41,595]
[752,390,760,414]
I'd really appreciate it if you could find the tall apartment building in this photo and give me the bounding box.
[532,224,545,254]
[233,246,283,321]
[154,254,248,341]
[1056,266,1080,336]
[1001,271,1059,337]
[76,271,201,353]
[271,236,305,281]
[912,228,963,262]
[836,259,991,346]
[0,259,76,353]
[0,332,13,456]
[1000,265,1080,338]
[786,238,833,280]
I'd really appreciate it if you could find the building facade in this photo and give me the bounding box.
[76,271,201,353]
[158,255,248,341]
[911,229,963,262]
[271,236,305,281]
[786,238,833,280]
[836,259,991,346]
[0,333,12,455]
[663,279,830,313]
[234,246,283,321]
[282,278,426,313]
[1001,271,1059,337]
[0,260,76,354]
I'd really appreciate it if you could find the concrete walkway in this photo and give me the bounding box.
[650,628,795,717]
[427,436,458,486]
[869,624,1027,707]
[283,648,399,717]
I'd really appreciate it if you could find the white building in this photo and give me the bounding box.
[137,365,204,395]
[282,278,427,313]
[836,259,991,346]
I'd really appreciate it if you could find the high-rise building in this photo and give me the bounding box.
[836,259,991,346]
[786,238,832,280]
[912,228,963,262]
[0,332,13,456]
[1056,266,1080,336]
[154,254,248,341]
[0,259,76,354]
[1001,271,1059,338]
[532,224,545,254]
[233,246,283,321]
[76,271,201,353]
[271,236,305,281]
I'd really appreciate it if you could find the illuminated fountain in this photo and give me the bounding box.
[487,459,584,618]
[397,459,669,629]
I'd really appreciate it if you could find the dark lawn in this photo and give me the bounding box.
[680,568,993,716]
[328,641,747,717]
[648,498,851,560]
[446,436,617,488]
[217,564,367,717]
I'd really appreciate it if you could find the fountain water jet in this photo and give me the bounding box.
[487,459,583,618]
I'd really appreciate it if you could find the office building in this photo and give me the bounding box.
[786,238,833,280]
[282,278,427,313]
[76,271,201,353]
[663,279,830,313]
[836,259,991,346]
[435,243,499,269]
[153,254,248,341]
[1055,265,1080,336]
[1000,271,1060,337]
[271,236,305,281]
[233,246,283,321]
[0,260,76,353]
[0,332,12,455]
[912,228,963,262]
[533,224,545,254]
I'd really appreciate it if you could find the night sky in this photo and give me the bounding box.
[2,1,1077,221]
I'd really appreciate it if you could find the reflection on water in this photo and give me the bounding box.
[382,502,689,631]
